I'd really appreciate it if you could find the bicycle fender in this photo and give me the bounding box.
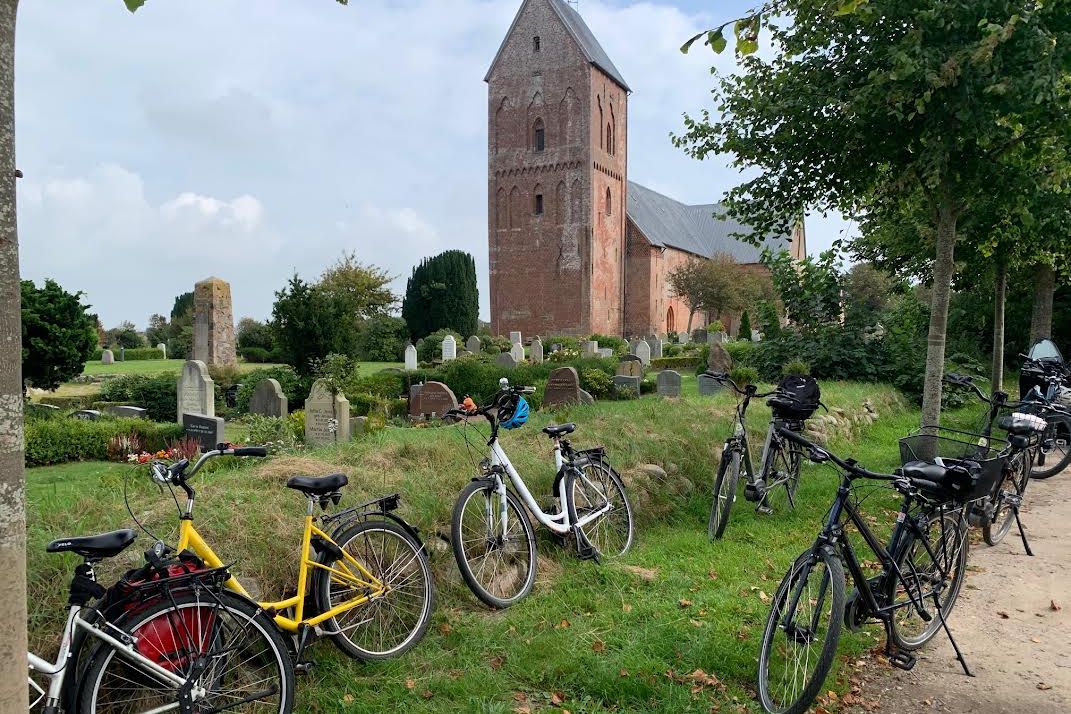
[327,511,430,558]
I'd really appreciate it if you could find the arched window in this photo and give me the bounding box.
[667,306,675,333]
[605,187,612,215]
[533,36,541,52]
[533,183,544,215]
[533,118,545,152]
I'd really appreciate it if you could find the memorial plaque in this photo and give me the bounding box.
[304,379,350,446]
[657,370,682,398]
[583,340,599,356]
[598,348,613,358]
[441,335,456,362]
[177,360,214,422]
[183,413,225,451]
[543,367,581,408]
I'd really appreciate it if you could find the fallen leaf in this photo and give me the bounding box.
[759,591,770,603]
[551,692,565,705]
[511,707,531,714]
[827,691,838,701]
[555,619,571,629]
[1050,600,1062,612]
[622,603,633,613]
[1037,683,1052,691]
[708,570,719,580]
[489,655,505,671]
[997,611,1010,619]
[405,678,416,690]
[513,692,527,702]
[592,640,607,653]
[624,565,659,581]
[438,622,453,635]
[343,694,354,704]
[421,690,433,699]
[679,598,694,608]
[619,669,629,677]
[690,619,704,628]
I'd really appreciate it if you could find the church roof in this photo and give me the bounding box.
[485,0,631,92]
[626,181,792,263]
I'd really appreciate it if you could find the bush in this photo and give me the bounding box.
[589,333,627,354]
[25,404,63,421]
[639,378,657,395]
[581,368,614,400]
[239,347,272,363]
[782,360,811,377]
[168,326,193,361]
[650,356,702,370]
[738,311,753,340]
[245,415,297,452]
[480,335,512,355]
[207,363,243,389]
[724,340,755,366]
[234,366,308,414]
[38,395,97,410]
[707,320,724,332]
[117,348,165,361]
[287,411,306,442]
[750,325,885,383]
[99,374,179,422]
[729,367,760,387]
[351,371,406,398]
[354,315,408,362]
[25,418,185,466]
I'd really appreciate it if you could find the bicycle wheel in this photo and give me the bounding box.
[761,440,802,513]
[451,480,536,608]
[80,589,294,714]
[889,505,968,650]
[757,546,844,714]
[565,459,634,557]
[1031,414,1071,479]
[708,449,741,540]
[983,452,1030,546]
[314,519,435,661]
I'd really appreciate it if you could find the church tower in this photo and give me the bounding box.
[486,0,629,337]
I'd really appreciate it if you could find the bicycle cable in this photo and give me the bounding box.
[122,464,177,542]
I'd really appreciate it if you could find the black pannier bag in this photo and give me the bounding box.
[768,375,822,421]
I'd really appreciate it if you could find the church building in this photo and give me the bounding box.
[486,0,805,338]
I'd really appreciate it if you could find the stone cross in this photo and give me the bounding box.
[250,378,288,417]
[530,337,544,364]
[442,335,456,362]
[304,379,350,446]
[466,335,482,354]
[657,370,682,398]
[177,360,214,422]
[634,340,651,365]
[510,342,525,363]
[192,277,237,366]
[404,344,418,371]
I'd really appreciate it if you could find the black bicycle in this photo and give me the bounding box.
[706,373,811,540]
[1018,362,1071,479]
[757,428,973,714]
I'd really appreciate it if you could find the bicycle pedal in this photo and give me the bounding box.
[294,661,316,675]
[755,504,774,516]
[744,484,761,502]
[887,650,917,671]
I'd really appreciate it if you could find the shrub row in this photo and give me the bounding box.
[26,418,185,467]
[90,347,165,361]
[99,374,179,422]
[650,356,703,371]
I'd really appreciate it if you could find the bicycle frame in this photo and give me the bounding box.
[725,390,795,492]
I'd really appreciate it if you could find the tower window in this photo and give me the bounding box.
[533,118,545,152]
[533,36,541,52]
[534,193,544,215]
[605,187,612,215]
[606,123,613,155]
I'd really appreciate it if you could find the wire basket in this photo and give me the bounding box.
[898,427,1008,502]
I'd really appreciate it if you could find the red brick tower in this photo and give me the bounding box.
[486,0,629,337]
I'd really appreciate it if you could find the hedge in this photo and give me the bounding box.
[26,418,185,467]
[650,356,703,370]
[91,347,165,361]
[38,395,98,410]
[99,374,178,422]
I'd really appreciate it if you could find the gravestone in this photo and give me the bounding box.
[551,343,562,353]
[698,374,723,396]
[628,338,641,354]
[510,331,522,346]
[416,381,458,417]
[177,360,214,422]
[442,335,456,362]
[751,330,762,342]
[578,389,595,405]
[598,348,613,358]
[634,340,651,365]
[657,370,682,397]
[616,358,643,378]
[157,342,167,359]
[530,338,544,364]
[224,385,241,408]
[107,406,148,419]
[351,416,369,437]
[646,337,663,359]
[707,342,733,373]
[510,342,525,363]
[183,413,225,451]
[543,367,581,408]
[692,329,708,344]
[583,340,599,357]
[101,349,114,365]
[408,384,424,416]
[495,352,518,369]
[613,375,641,398]
[459,349,473,357]
[709,331,728,344]
[466,336,482,354]
[250,378,287,417]
[404,344,418,371]
[304,379,350,446]
[678,332,690,344]
[70,409,102,421]
[192,277,237,366]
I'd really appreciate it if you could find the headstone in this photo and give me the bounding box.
[616,358,643,378]
[692,329,708,344]
[495,352,518,369]
[657,370,682,397]
[578,389,595,405]
[106,406,148,419]
[709,331,728,344]
[183,413,225,451]
[466,336,482,354]
[70,409,102,421]
[698,374,723,396]
[510,331,522,346]
[598,348,613,358]
[544,367,581,408]
[101,349,114,365]
[351,416,369,437]
[551,343,563,353]
[157,342,167,359]
[442,335,457,362]
[678,332,690,344]
[751,330,762,342]
[192,277,238,366]
[634,340,651,366]
[224,384,241,408]
[628,338,641,354]
[250,378,287,417]
[404,344,418,371]
[416,381,458,417]
[408,384,424,417]
[304,379,350,446]
[177,360,214,422]
[613,375,641,398]
[459,349,473,357]
[530,338,544,364]
[646,337,663,359]
[583,340,599,356]
[510,342,525,363]
[707,342,733,373]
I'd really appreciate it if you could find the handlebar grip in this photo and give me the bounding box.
[520,386,536,395]
[909,478,942,493]
[232,446,268,457]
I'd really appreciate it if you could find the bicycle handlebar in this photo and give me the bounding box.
[150,443,268,484]
[702,371,777,398]
[775,427,897,481]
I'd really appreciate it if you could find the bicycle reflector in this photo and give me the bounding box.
[501,396,530,430]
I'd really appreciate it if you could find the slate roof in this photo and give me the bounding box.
[485,0,631,92]
[626,181,792,263]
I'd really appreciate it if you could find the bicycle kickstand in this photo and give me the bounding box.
[932,591,974,677]
[1013,507,1034,557]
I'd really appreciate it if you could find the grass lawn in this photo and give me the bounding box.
[27,382,935,713]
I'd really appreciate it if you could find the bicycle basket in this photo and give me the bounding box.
[898,428,1007,502]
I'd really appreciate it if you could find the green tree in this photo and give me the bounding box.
[144,313,169,347]
[762,249,843,333]
[401,250,479,340]
[271,274,352,375]
[354,315,408,362]
[844,263,902,328]
[170,290,194,321]
[318,251,397,320]
[737,311,753,341]
[237,317,275,351]
[668,253,759,333]
[105,320,146,349]
[20,279,96,391]
[675,1,1071,428]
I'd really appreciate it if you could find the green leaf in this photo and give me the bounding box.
[707,29,727,54]
[124,0,147,11]
[680,31,706,54]
[834,0,862,17]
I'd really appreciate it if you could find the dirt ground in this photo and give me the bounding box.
[850,469,1071,713]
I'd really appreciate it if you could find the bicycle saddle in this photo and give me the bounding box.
[286,473,348,495]
[46,529,136,559]
[543,423,576,437]
[898,461,955,484]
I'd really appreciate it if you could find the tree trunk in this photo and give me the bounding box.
[991,258,1006,392]
[1029,263,1055,343]
[0,0,25,705]
[686,308,695,334]
[920,202,957,430]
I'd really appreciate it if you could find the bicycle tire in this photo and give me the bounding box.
[983,452,1030,546]
[451,480,536,609]
[80,589,294,714]
[565,460,634,558]
[1031,414,1071,479]
[708,449,741,540]
[757,546,844,714]
[762,439,802,513]
[313,518,435,661]
[889,506,968,650]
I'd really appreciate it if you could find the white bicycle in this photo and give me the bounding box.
[446,379,634,608]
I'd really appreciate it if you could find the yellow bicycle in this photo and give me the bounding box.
[147,445,435,663]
